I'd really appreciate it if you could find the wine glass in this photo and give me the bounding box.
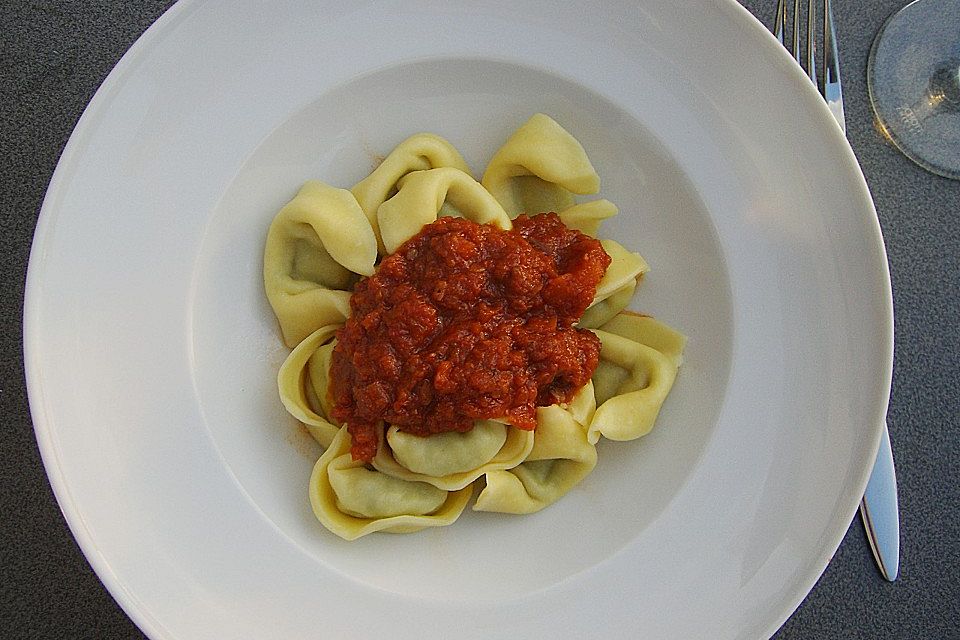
[868,0,960,179]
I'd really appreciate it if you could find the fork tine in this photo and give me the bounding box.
[792,0,801,61]
[776,1,820,90]
[773,0,844,126]
[823,0,845,123]
[806,0,818,87]
[775,0,786,44]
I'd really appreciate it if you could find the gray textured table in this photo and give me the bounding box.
[2,1,958,638]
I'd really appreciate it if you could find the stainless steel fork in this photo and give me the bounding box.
[773,0,900,582]
[775,0,844,126]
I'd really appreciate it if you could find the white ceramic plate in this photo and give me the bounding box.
[24,1,893,638]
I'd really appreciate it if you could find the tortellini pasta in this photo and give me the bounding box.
[481,113,601,217]
[588,327,680,444]
[277,324,342,448]
[557,199,619,238]
[351,133,472,253]
[265,115,685,540]
[593,239,649,304]
[263,181,373,347]
[474,405,598,514]
[579,280,638,329]
[377,167,512,254]
[599,311,687,367]
[310,427,473,539]
[372,420,535,491]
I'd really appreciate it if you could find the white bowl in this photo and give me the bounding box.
[24,1,892,638]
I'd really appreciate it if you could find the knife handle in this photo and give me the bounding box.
[859,424,900,581]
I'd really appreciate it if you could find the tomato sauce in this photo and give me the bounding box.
[329,213,611,461]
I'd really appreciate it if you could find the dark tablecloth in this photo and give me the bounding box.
[2,1,958,638]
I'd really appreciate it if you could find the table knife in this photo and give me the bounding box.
[823,9,900,581]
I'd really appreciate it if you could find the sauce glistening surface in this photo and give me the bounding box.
[330,213,611,461]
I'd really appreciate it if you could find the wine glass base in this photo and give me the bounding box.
[867,0,960,180]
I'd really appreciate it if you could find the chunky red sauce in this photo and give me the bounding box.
[329,213,611,461]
